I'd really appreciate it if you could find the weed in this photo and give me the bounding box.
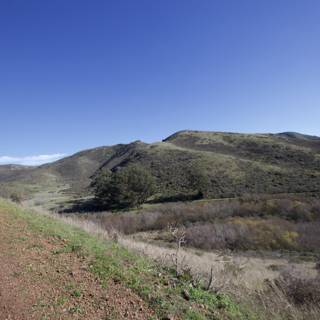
[72,289,82,298]
[68,305,83,314]
[56,295,68,306]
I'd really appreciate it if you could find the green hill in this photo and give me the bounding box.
[95,131,320,198]
[1,131,319,207]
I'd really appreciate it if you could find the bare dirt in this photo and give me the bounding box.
[0,208,155,320]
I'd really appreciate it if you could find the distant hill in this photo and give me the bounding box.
[1,130,319,205]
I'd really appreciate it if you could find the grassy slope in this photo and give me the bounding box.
[1,130,319,207]
[160,131,320,193]
[0,199,255,320]
[95,131,320,198]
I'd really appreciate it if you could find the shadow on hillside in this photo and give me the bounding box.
[147,193,201,204]
[60,193,204,213]
[60,198,107,213]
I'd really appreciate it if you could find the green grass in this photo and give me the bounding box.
[1,130,319,211]
[0,199,254,319]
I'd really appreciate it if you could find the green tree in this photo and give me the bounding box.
[187,163,211,198]
[91,169,114,207]
[91,165,156,209]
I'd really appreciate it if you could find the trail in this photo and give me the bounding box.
[0,207,153,320]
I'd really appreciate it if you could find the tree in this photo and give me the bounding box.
[90,169,114,207]
[91,164,156,209]
[187,163,211,198]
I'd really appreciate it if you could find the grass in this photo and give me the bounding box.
[2,130,320,212]
[0,199,252,319]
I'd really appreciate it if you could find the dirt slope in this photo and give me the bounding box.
[0,207,153,320]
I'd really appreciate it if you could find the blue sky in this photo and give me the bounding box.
[1,0,319,165]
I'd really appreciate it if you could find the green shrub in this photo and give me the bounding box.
[10,192,23,203]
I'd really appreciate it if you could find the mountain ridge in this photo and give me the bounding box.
[0,130,319,208]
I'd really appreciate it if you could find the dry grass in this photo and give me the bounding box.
[243,281,320,320]
[21,201,320,319]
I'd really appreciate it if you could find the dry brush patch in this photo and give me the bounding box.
[81,196,320,254]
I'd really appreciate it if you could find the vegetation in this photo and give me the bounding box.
[186,161,211,198]
[0,199,251,319]
[0,131,319,210]
[10,191,23,203]
[0,130,319,319]
[91,164,156,209]
[277,273,320,306]
[84,195,320,253]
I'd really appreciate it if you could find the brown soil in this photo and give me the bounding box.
[0,208,155,320]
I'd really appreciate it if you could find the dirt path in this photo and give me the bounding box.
[0,208,154,320]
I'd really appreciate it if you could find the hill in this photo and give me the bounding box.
[0,130,319,209]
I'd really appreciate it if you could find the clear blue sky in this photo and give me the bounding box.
[1,0,320,164]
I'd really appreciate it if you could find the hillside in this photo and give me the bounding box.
[0,130,319,210]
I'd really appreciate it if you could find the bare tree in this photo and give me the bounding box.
[168,225,187,277]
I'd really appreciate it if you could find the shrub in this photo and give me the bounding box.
[183,218,299,251]
[316,259,320,271]
[277,274,320,306]
[10,192,23,204]
[85,195,320,252]
[296,221,320,252]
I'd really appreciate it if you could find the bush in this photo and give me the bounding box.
[316,259,320,271]
[10,192,23,204]
[277,274,320,306]
[184,218,299,251]
[91,164,156,209]
[296,221,320,252]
